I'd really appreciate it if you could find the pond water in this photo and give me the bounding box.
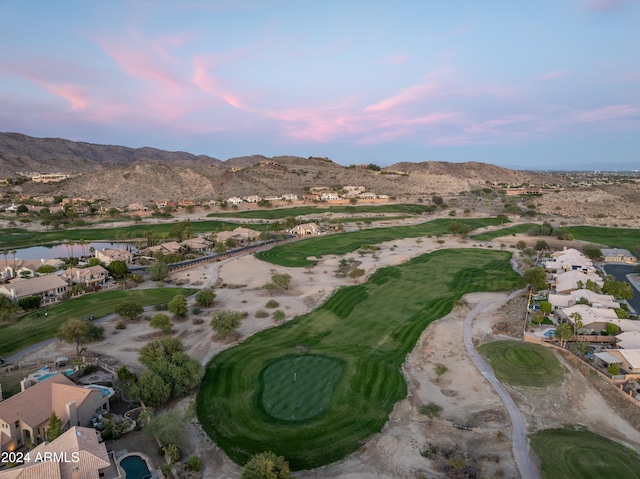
[11,242,132,260]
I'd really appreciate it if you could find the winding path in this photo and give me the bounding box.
[462,291,541,479]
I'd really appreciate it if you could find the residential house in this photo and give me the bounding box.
[601,248,637,264]
[290,223,320,235]
[0,275,68,303]
[178,199,197,208]
[0,426,112,479]
[127,202,148,212]
[1,259,61,280]
[303,194,320,201]
[558,304,640,334]
[320,192,341,201]
[547,289,620,310]
[140,241,184,257]
[263,195,281,202]
[551,270,603,294]
[181,237,211,252]
[0,374,109,452]
[616,331,640,349]
[213,227,260,245]
[281,193,298,201]
[226,196,244,206]
[31,173,71,183]
[60,266,109,289]
[599,349,640,374]
[545,248,594,273]
[358,192,377,200]
[94,248,133,266]
[243,195,262,203]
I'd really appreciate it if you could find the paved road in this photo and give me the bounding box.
[463,291,540,479]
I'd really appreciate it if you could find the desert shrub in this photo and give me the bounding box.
[266,300,280,309]
[255,309,269,318]
[186,456,202,472]
[192,317,204,325]
[115,321,126,330]
[272,310,286,322]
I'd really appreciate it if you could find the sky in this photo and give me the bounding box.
[1,1,639,171]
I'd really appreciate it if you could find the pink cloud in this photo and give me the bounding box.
[569,104,638,122]
[42,84,89,111]
[364,81,444,113]
[586,0,623,12]
[537,70,568,81]
[381,54,409,65]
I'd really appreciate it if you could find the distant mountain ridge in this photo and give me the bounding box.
[0,131,554,207]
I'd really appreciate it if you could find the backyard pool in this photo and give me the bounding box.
[119,454,152,479]
[543,329,556,338]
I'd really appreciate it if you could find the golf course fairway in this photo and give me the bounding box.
[196,248,520,469]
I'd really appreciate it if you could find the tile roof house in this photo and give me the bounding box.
[0,374,110,453]
[140,241,184,256]
[94,248,133,266]
[60,266,109,288]
[289,223,320,235]
[1,259,61,280]
[547,288,620,310]
[551,270,603,294]
[616,331,640,349]
[601,248,637,264]
[544,248,594,273]
[558,304,640,334]
[0,426,112,479]
[180,237,211,252]
[0,275,68,303]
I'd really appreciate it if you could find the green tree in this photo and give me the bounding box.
[539,301,552,317]
[58,318,94,354]
[605,322,620,336]
[570,312,584,340]
[138,337,185,367]
[262,282,278,295]
[602,277,633,301]
[607,363,620,376]
[225,237,238,249]
[519,266,548,291]
[210,310,244,340]
[348,267,366,283]
[434,363,448,382]
[37,264,56,274]
[167,294,188,317]
[271,273,292,291]
[115,301,144,320]
[87,257,102,267]
[170,219,192,241]
[108,260,129,278]
[242,451,292,479]
[432,195,444,206]
[18,295,41,311]
[150,314,173,334]
[0,295,18,322]
[195,288,216,308]
[117,365,137,385]
[555,322,573,348]
[582,245,603,261]
[132,370,171,407]
[214,242,227,254]
[534,240,548,251]
[571,341,590,357]
[47,411,63,441]
[149,261,169,281]
[419,402,443,424]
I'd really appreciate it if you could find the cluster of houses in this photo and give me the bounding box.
[223,186,389,206]
[538,247,640,376]
[0,373,115,478]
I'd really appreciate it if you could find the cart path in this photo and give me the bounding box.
[463,291,540,479]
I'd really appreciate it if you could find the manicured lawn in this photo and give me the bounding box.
[0,288,196,356]
[565,225,640,251]
[478,340,563,387]
[196,248,520,469]
[472,223,640,251]
[0,221,261,249]
[530,427,640,479]
[208,204,434,219]
[256,217,505,267]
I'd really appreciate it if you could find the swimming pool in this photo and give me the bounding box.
[119,455,151,479]
[543,329,556,338]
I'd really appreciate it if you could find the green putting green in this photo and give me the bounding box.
[196,248,520,469]
[260,355,343,421]
[530,428,640,479]
[478,340,563,388]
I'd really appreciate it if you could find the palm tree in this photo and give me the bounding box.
[78,239,87,259]
[11,250,17,277]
